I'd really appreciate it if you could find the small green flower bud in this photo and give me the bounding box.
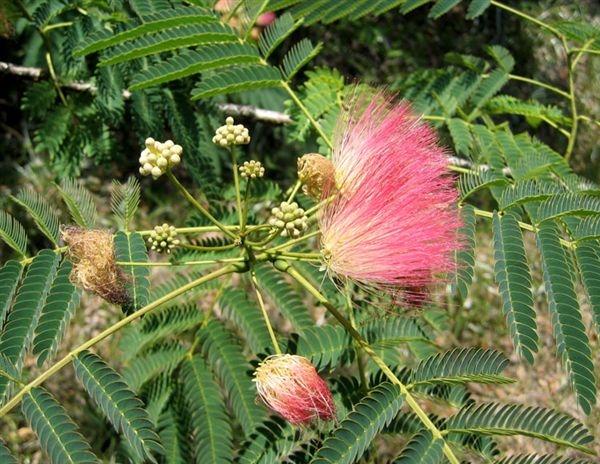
[213,117,251,146]
[239,160,265,179]
[139,137,184,179]
[148,223,179,253]
[269,201,308,238]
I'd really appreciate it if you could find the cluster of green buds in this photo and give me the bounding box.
[139,138,183,179]
[147,223,180,253]
[239,160,265,179]
[212,117,251,146]
[269,201,308,238]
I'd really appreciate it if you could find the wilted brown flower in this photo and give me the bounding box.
[62,227,130,305]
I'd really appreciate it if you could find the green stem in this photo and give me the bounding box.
[539,116,571,138]
[278,261,460,464]
[0,264,238,418]
[116,257,246,266]
[508,74,570,99]
[345,283,367,392]
[275,251,321,260]
[138,226,230,236]
[250,271,282,355]
[305,195,336,216]
[181,243,237,252]
[422,114,446,122]
[20,246,67,266]
[447,164,473,175]
[579,115,600,128]
[44,52,67,105]
[137,225,273,236]
[0,370,24,387]
[246,229,281,247]
[230,148,245,232]
[16,1,68,106]
[286,180,302,203]
[245,224,275,235]
[281,82,333,150]
[564,39,594,161]
[565,52,578,161]
[570,48,600,57]
[224,0,244,22]
[241,178,251,235]
[166,171,237,240]
[243,0,269,42]
[571,39,596,70]
[269,255,320,263]
[490,0,562,37]
[187,278,231,356]
[470,207,575,248]
[41,21,73,33]
[266,230,320,253]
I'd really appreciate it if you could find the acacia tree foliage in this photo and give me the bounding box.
[0,0,599,463]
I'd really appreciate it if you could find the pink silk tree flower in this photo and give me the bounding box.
[254,354,335,425]
[256,11,276,27]
[318,90,461,297]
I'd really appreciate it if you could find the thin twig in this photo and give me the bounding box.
[470,207,575,248]
[250,270,282,355]
[0,265,238,417]
[166,171,237,240]
[116,257,246,267]
[490,0,562,36]
[279,261,461,464]
[266,230,321,253]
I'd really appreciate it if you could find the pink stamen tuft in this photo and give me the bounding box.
[254,354,335,425]
[319,90,462,299]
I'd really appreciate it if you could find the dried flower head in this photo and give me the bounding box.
[61,227,130,305]
[297,153,336,199]
[254,354,335,425]
[318,90,461,298]
[148,223,180,253]
[212,117,251,146]
[239,160,265,179]
[269,201,308,238]
[139,138,183,179]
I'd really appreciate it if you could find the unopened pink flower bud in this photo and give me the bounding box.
[256,11,276,27]
[254,354,335,425]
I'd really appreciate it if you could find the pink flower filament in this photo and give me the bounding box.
[319,90,462,296]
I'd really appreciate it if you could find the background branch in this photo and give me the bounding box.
[0,61,291,124]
